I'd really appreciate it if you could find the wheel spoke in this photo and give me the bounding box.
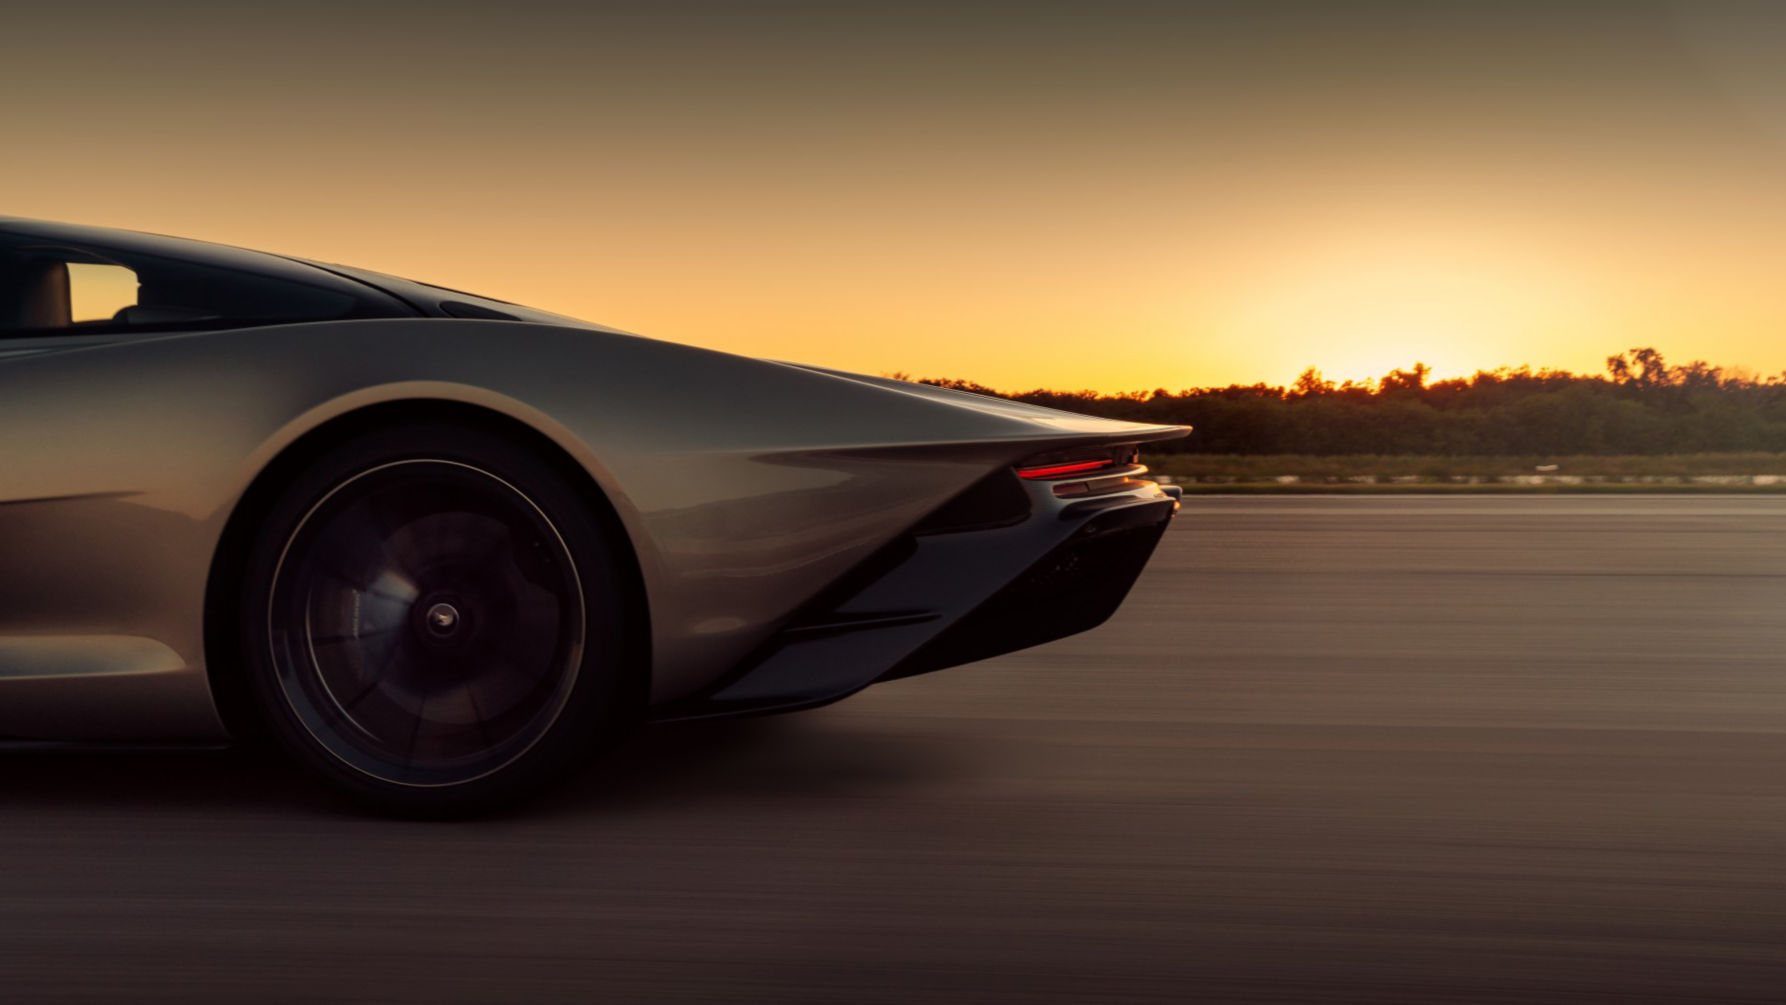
[308,627,401,645]
[404,687,429,767]
[342,639,406,711]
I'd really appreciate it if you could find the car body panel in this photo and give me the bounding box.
[0,219,1188,741]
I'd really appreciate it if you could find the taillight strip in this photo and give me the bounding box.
[1017,459,1114,480]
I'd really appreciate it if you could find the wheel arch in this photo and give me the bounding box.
[201,398,652,742]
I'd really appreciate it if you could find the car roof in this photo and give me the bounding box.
[0,217,393,296]
[0,217,626,334]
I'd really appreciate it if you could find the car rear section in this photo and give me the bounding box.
[654,427,1186,720]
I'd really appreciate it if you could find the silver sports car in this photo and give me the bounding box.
[0,218,1188,813]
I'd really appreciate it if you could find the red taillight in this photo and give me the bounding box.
[1017,459,1114,480]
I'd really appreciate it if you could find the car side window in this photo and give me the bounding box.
[66,262,140,323]
[0,235,403,338]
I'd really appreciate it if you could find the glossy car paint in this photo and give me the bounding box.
[0,220,1186,740]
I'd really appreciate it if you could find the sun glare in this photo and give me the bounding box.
[1212,244,1591,387]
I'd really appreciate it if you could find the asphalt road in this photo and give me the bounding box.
[8,496,1786,1002]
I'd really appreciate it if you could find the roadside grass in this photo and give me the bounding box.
[1144,453,1786,492]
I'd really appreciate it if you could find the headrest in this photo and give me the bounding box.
[1,258,72,329]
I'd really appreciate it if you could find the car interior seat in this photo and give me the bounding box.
[0,257,72,330]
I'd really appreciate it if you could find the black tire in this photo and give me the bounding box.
[237,421,640,815]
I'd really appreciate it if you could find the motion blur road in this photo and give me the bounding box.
[8,497,1786,1002]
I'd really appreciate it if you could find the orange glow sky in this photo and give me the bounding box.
[6,1,1786,392]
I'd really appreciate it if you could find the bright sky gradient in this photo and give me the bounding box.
[6,0,1786,392]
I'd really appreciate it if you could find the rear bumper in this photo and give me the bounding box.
[651,468,1178,721]
[884,497,1172,681]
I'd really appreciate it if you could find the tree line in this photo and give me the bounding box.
[904,349,1786,455]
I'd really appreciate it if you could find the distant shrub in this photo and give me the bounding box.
[901,350,1786,456]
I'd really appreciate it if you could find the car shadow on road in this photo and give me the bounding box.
[545,712,969,815]
[0,711,969,817]
[0,742,321,813]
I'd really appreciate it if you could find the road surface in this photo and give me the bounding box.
[7,496,1786,1002]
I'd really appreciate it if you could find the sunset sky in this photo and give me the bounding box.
[7,0,1786,392]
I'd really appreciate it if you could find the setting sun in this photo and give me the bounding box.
[1204,242,1597,387]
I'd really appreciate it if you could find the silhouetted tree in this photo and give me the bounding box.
[903,348,1786,455]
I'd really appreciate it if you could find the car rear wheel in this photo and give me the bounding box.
[238,422,639,815]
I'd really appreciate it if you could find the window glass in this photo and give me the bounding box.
[0,232,406,337]
[67,262,139,323]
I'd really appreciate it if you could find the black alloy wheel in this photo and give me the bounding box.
[240,422,638,814]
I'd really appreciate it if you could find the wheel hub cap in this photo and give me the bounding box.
[424,601,462,638]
